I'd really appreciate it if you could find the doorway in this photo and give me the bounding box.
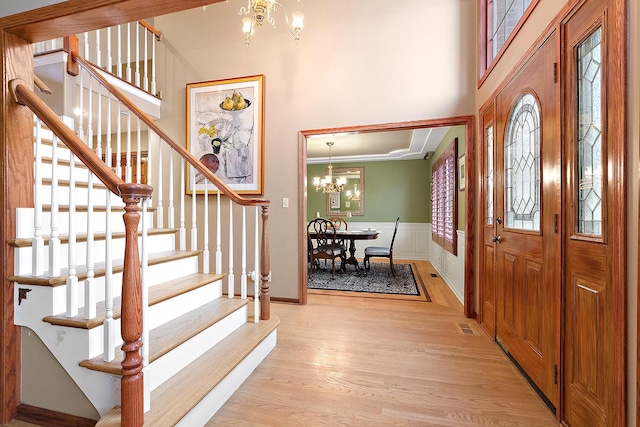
[298,117,475,316]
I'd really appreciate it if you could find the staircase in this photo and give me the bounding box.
[9,26,276,426]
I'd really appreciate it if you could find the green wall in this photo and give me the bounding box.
[307,160,430,223]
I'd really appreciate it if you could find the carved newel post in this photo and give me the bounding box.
[119,183,152,427]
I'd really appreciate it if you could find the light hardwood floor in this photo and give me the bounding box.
[207,260,560,426]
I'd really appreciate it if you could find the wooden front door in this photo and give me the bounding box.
[494,34,560,409]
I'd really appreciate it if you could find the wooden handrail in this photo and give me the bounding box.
[9,78,124,197]
[138,20,162,41]
[34,75,52,94]
[71,52,271,208]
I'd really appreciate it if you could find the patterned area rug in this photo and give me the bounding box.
[308,262,419,296]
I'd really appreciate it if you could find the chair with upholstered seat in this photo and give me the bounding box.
[363,217,399,276]
[307,218,345,279]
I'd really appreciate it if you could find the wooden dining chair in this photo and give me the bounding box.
[307,218,346,279]
[363,217,400,276]
[327,216,348,230]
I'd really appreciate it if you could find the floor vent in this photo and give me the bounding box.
[430,273,438,278]
[456,323,476,335]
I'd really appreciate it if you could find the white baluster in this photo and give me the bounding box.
[49,135,61,277]
[216,191,222,274]
[203,180,210,274]
[190,166,197,251]
[168,149,175,229]
[77,71,84,142]
[84,76,96,319]
[136,118,141,184]
[105,94,112,173]
[241,206,247,300]
[107,27,113,73]
[32,118,44,276]
[96,85,102,159]
[83,32,89,63]
[103,139,115,362]
[115,104,122,178]
[228,200,234,298]
[66,152,78,317]
[117,24,122,79]
[95,29,101,68]
[254,206,260,323]
[156,139,164,228]
[141,197,150,369]
[151,29,157,96]
[143,27,149,93]
[126,23,132,83]
[179,159,186,250]
[125,110,132,183]
[135,23,140,88]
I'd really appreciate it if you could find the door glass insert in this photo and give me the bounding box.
[487,124,494,225]
[505,93,541,231]
[577,27,603,236]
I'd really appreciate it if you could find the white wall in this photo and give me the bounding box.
[154,0,476,299]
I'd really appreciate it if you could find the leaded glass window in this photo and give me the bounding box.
[505,93,540,231]
[486,125,494,225]
[488,0,533,62]
[577,27,603,236]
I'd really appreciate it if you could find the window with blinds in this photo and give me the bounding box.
[431,138,458,255]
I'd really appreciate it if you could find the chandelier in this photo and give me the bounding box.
[239,0,305,46]
[313,142,345,194]
[346,184,360,201]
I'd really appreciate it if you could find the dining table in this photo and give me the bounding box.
[309,228,379,275]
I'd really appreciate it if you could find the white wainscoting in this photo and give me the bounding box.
[346,221,465,305]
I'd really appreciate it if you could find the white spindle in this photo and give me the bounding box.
[241,206,247,300]
[126,110,132,183]
[32,118,44,276]
[116,104,122,178]
[168,149,175,229]
[126,23,132,83]
[228,200,234,298]
[156,139,164,228]
[86,76,93,148]
[95,29,102,68]
[143,26,149,92]
[151,30,157,96]
[83,32,90,63]
[78,71,84,142]
[117,25,122,79]
[96,85,102,159]
[136,118,141,184]
[203,180,210,274]
[107,27,113,73]
[49,135,61,276]
[191,167,197,251]
[179,159,186,250]
[66,152,78,317]
[103,138,115,362]
[135,23,141,88]
[84,77,96,319]
[254,206,260,323]
[216,191,222,274]
[141,197,150,369]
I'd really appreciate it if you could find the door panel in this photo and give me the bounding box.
[562,0,625,423]
[494,33,559,408]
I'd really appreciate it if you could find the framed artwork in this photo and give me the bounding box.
[329,193,340,210]
[458,154,466,191]
[186,75,264,195]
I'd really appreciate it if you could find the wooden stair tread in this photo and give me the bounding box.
[9,250,201,287]
[80,297,250,375]
[43,272,225,329]
[7,228,178,248]
[95,317,279,427]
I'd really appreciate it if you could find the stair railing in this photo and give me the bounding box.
[10,79,151,427]
[34,20,162,97]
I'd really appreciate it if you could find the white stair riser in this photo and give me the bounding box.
[16,207,154,238]
[38,161,92,183]
[147,280,222,330]
[176,330,277,426]
[149,304,247,391]
[14,233,176,276]
[14,254,200,330]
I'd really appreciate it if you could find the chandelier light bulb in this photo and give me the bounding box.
[238,0,305,45]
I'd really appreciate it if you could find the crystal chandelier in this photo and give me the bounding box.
[239,0,305,46]
[313,142,345,194]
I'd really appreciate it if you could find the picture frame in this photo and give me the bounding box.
[329,193,341,210]
[458,154,466,191]
[186,75,264,195]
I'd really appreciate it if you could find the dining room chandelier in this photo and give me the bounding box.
[239,0,305,46]
[313,142,345,194]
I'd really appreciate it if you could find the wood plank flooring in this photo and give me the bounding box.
[207,260,560,426]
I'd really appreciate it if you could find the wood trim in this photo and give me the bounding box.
[299,116,476,319]
[16,403,97,427]
[138,20,162,40]
[0,0,227,43]
[0,31,34,423]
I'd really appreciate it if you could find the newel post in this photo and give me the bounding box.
[119,183,152,427]
[260,205,271,320]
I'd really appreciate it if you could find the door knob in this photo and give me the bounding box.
[492,235,503,243]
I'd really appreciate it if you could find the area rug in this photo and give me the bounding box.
[308,261,421,296]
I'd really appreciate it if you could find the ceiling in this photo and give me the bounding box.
[306,126,451,164]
